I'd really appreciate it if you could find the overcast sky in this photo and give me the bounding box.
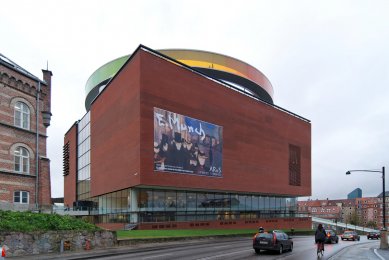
[1,0,389,200]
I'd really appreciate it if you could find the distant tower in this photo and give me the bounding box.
[348,188,362,199]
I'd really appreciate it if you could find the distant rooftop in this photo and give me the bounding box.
[0,53,44,83]
[377,191,389,198]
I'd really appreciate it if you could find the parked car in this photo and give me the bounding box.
[367,231,380,239]
[341,230,360,241]
[253,230,293,254]
[325,229,339,244]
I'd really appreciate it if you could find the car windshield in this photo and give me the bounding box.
[344,231,354,234]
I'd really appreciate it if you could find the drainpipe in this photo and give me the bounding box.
[35,81,41,211]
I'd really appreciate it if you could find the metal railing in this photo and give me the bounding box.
[312,216,379,233]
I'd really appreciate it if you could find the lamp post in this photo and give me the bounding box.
[346,166,387,248]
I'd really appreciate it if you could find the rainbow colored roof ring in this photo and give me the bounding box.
[84,47,274,111]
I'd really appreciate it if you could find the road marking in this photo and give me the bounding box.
[196,249,252,259]
[142,253,172,259]
[213,245,232,249]
[373,249,385,260]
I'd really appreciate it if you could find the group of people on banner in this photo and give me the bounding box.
[154,131,222,177]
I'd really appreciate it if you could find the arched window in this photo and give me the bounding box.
[14,101,30,129]
[14,147,30,174]
[14,191,29,204]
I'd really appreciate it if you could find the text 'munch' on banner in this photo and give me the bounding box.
[154,107,223,177]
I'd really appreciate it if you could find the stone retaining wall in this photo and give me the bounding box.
[0,230,116,257]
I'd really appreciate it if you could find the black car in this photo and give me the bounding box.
[367,231,380,239]
[253,230,293,254]
[324,229,339,244]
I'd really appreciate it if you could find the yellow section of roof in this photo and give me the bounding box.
[158,49,273,98]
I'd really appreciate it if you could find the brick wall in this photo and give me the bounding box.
[0,230,116,257]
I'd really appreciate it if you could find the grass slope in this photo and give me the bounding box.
[117,228,315,239]
[0,210,100,232]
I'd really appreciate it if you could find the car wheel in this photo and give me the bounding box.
[254,249,260,254]
[358,237,360,241]
[279,245,283,254]
[336,238,338,243]
[290,244,293,252]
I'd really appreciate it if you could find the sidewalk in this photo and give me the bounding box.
[9,236,246,260]
[374,248,389,260]
[328,242,389,260]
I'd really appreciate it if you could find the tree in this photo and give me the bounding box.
[348,211,360,226]
[366,220,377,229]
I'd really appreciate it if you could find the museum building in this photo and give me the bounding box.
[63,45,311,230]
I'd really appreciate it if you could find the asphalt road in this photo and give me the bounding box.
[87,236,383,260]
[13,235,388,260]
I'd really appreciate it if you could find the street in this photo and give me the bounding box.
[76,236,384,260]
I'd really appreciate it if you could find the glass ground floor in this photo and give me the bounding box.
[75,187,300,224]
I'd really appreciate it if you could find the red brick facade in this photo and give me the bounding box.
[97,217,312,231]
[0,57,52,211]
[90,49,311,197]
[63,123,77,207]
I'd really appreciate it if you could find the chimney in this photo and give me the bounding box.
[41,69,52,127]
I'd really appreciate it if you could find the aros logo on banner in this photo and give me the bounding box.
[153,107,223,177]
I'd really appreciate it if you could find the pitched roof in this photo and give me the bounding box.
[377,191,389,197]
[0,53,44,83]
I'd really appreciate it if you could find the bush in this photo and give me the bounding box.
[0,210,100,232]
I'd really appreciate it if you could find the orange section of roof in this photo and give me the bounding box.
[158,49,274,98]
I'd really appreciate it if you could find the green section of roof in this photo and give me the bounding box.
[85,55,129,96]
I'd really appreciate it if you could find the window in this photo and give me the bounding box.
[14,147,30,173]
[14,191,29,204]
[63,142,70,176]
[289,144,301,186]
[14,101,30,129]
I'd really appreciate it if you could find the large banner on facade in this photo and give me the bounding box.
[154,107,223,177]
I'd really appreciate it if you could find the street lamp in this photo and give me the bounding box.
[346,166,387,249]
[345,167,385,229]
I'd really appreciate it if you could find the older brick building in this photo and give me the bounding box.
[0,54,52,211]
[64,45,311,230]
[298,196,388,229]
